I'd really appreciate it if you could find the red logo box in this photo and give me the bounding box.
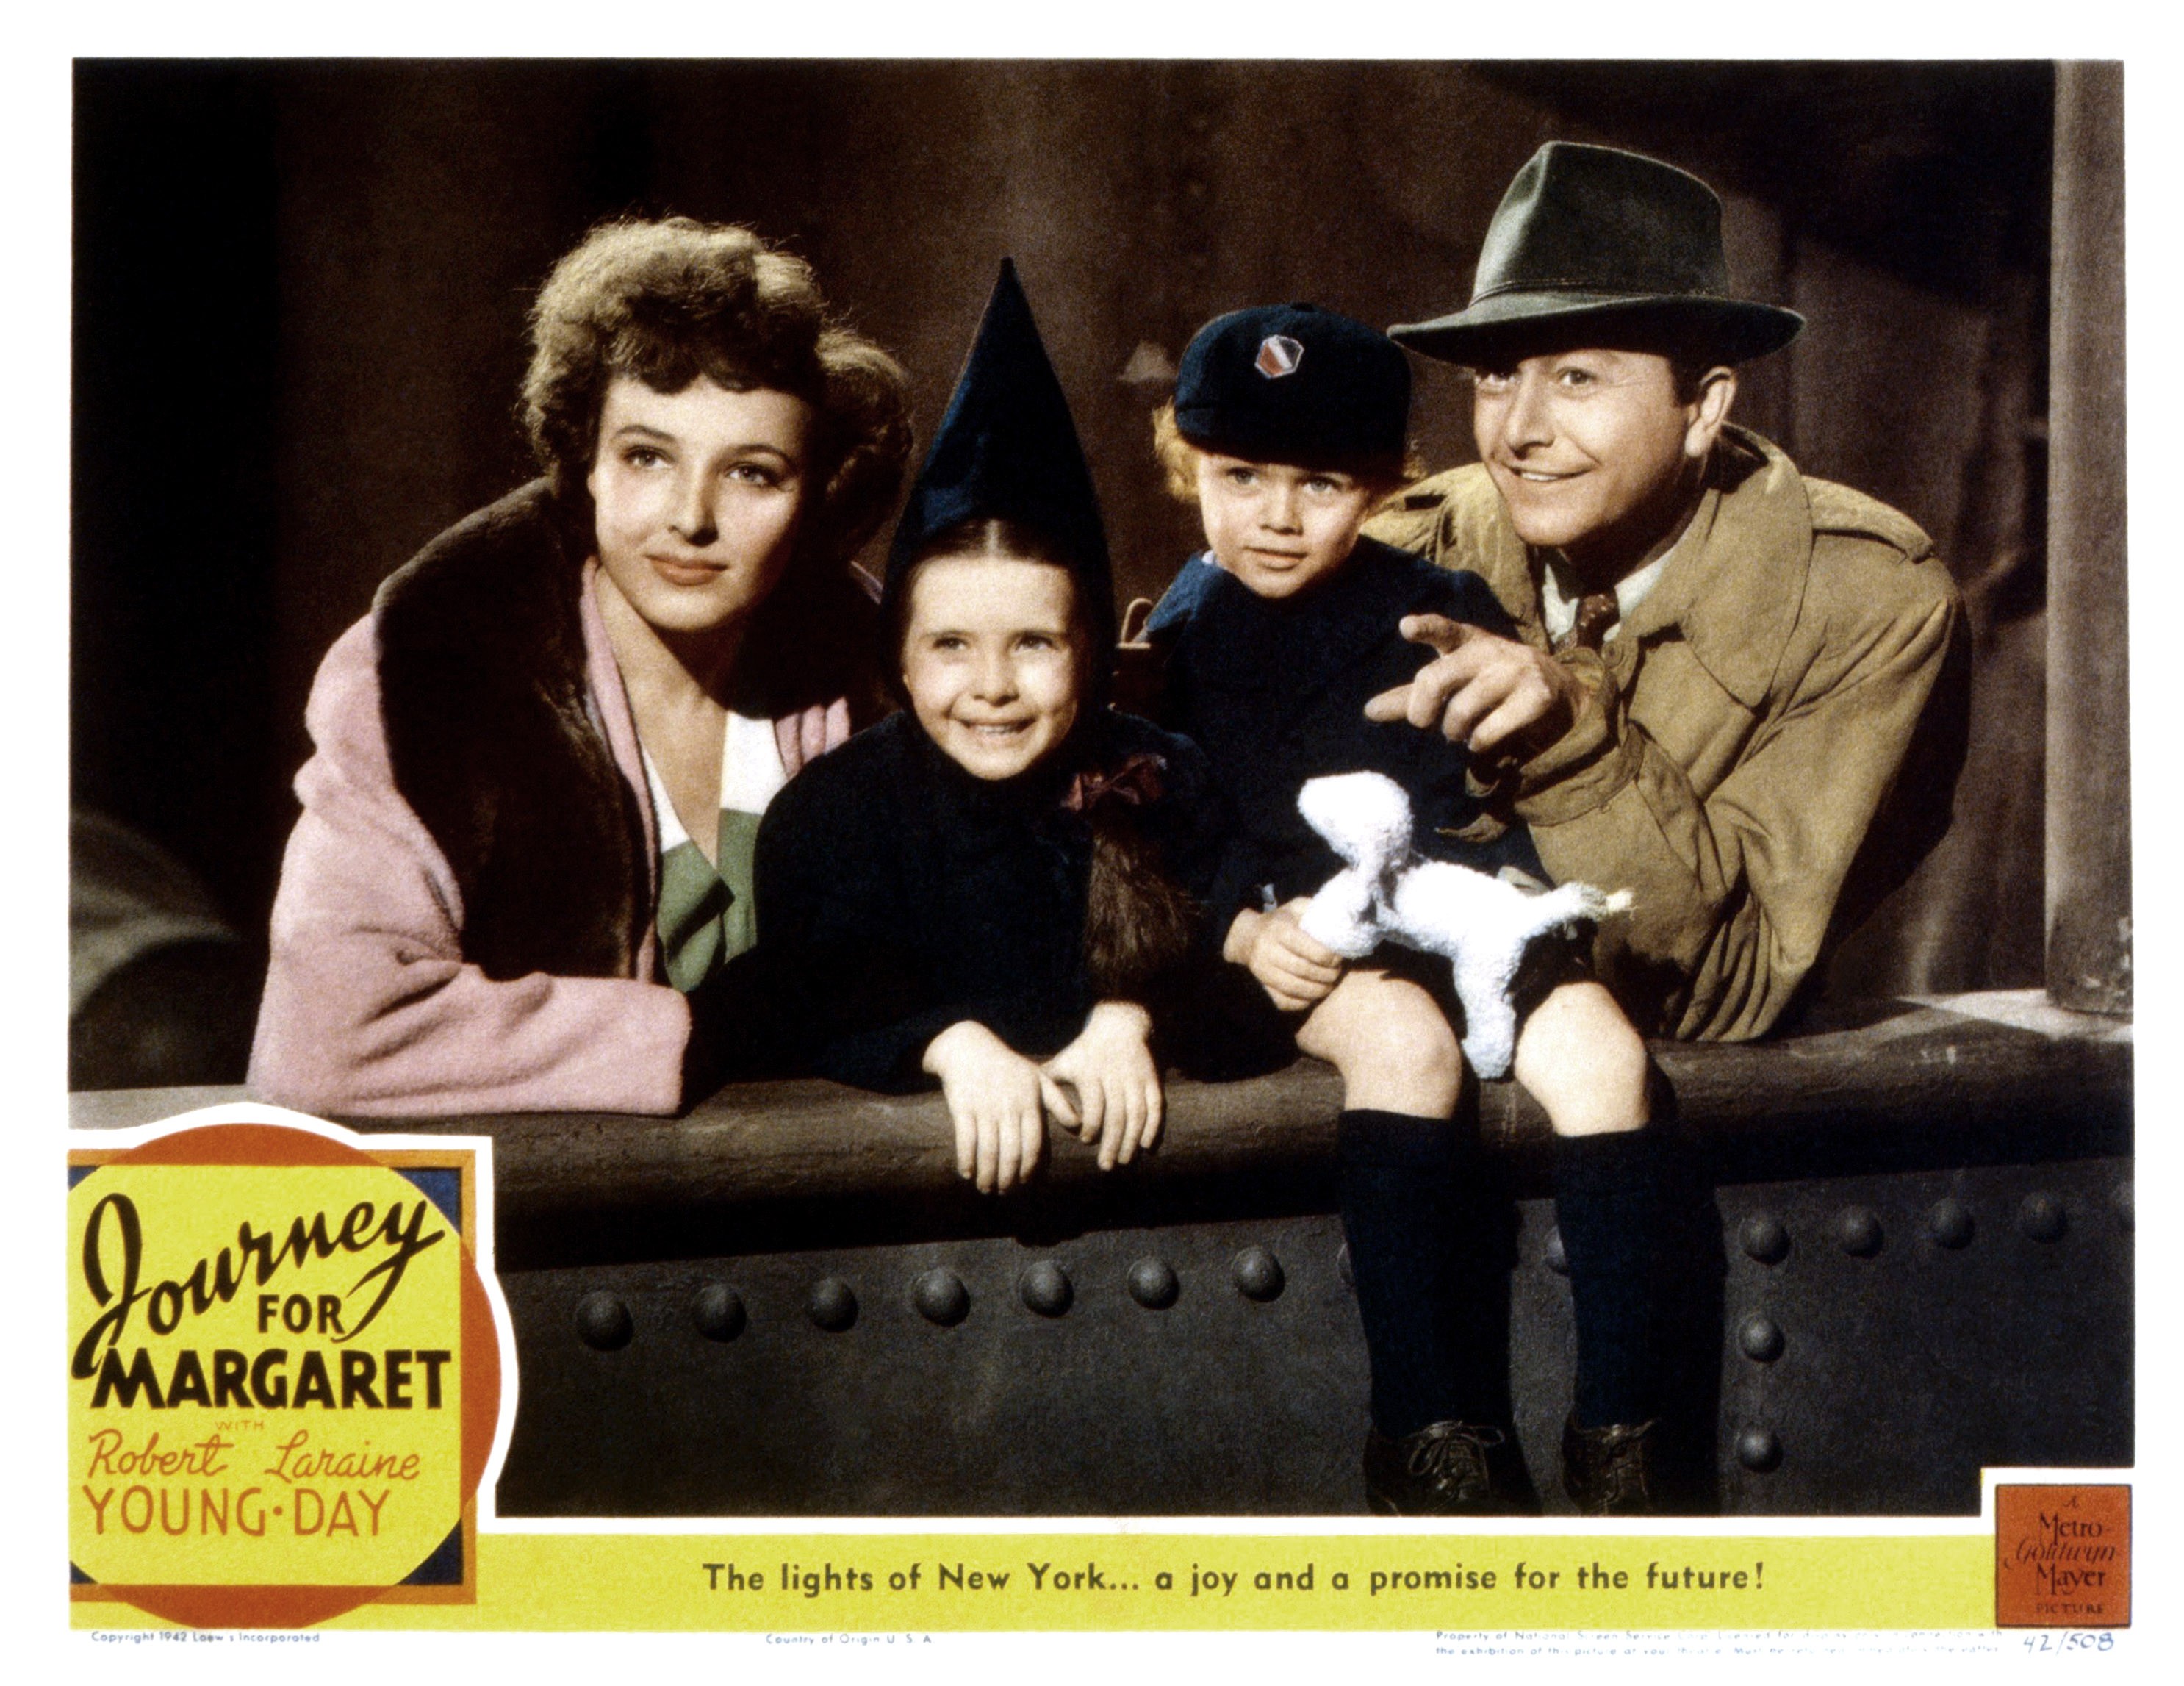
[1995,1485,2130,1628]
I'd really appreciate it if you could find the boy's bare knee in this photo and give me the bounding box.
[1515,980,1650,1136]
[1303,973,1463,1115]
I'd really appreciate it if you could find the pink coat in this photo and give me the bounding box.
[249,562,840,1117]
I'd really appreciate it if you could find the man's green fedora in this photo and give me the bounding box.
[1390,142,1804,366]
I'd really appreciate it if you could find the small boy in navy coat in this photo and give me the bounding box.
[1143,304,1667,1516]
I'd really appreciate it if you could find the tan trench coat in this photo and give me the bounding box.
[1362,426,1966,1041]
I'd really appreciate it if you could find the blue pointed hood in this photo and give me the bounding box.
[883,261,1113,648]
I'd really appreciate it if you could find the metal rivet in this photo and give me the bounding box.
[1836,1206,1883,1258]
[1127,1258,1179,1310]
[692,1283,745,1341]
[1337,1244,1354,1290]
[1543,1227,1569,1274]
[1735,1427,1782,1472]
[1232,1246,1285,1302]
[807,1276,858,1332]
[575,1291,632,1351]
[2017,1193,2067,1244]
[1739,1215,1790,1264]
[1019,1260,1073,1317]
[913,1268,969,1327]
[1738,1315,1785,1363]
[2114,1182,2134,1231]
[1925,1199,1975,1249]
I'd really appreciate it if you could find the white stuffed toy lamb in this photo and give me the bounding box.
[1296,772,1631,1081]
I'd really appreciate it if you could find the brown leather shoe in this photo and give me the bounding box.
[1365,1421,1523,1516]
[1561,1414,1659,1515]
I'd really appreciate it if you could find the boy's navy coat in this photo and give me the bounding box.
[1147,536,1545,911]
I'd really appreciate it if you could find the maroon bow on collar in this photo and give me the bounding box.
[1063,751,1168,814]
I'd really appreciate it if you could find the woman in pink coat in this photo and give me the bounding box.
[250,218,912,1116]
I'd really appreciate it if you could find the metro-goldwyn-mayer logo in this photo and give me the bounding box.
[68,1118,504,1626]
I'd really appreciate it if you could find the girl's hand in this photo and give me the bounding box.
[1225,901,1345,1011]
[922,1020,1068,1194]
[1043,1002,1163,1170]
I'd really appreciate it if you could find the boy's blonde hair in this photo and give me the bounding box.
[1150,400,1426,505]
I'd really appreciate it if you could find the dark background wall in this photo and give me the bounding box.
[72,60,2057,1039]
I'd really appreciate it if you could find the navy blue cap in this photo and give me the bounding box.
[1173,303,1411,464]
[885,260,1111,649]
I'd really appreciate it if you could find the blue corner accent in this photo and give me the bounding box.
[403,1523,466,1586]
[68,1165,98,1190]
[398,1167,464,1232]
[71,1561,94,1584]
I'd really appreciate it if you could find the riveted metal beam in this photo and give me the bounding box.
[70,994,2131,1517]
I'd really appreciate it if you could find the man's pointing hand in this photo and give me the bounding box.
[1362,613,1589,757]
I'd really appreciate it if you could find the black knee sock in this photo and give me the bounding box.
[1555,1128,1666,1428]
[1338,1108,1494,1439]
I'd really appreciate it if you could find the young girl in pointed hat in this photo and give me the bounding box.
[749,262,1288,1192]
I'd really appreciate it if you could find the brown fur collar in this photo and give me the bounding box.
[373,481,647,981]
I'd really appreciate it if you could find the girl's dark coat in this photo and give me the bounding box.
[747,709,1282,1091]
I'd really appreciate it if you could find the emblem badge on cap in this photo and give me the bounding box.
[1254,334,1304,379]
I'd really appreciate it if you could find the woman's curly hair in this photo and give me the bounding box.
[524,217,911,573]
[522,218,913,712]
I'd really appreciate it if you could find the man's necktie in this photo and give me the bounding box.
[1556,592,1619,653]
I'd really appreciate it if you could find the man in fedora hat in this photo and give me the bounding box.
[1365,141,1968,1044]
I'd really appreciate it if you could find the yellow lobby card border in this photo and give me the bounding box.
[66,1472,2130,1633]
[65,1105,524,1622]
[354,1469,2120,1635]
[79,1529,1996,1633]
[61,1108,2131,1636]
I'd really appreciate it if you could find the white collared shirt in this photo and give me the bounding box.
[1540,542,1678,646]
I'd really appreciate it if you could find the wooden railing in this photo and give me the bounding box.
[70,990,2130,1246]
